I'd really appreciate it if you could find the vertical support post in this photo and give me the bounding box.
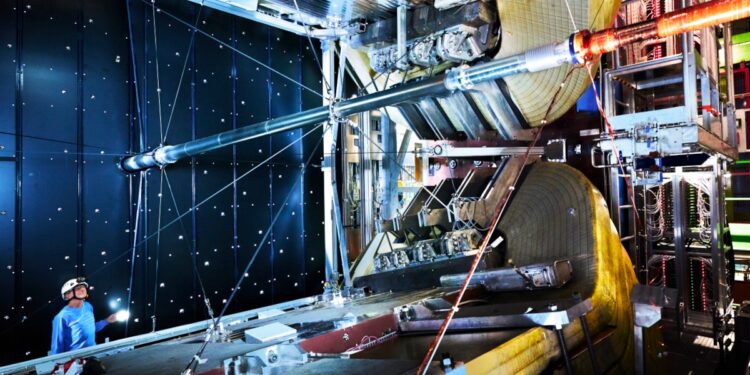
[396,4,408,71]
[331,120,352,288]
[321,40,337,282]
[382,126,410,220]
[360,111,374,255]
[634,325,645,375]
[672,170,689,329]
[682,0,698,123]
[725,22,737,147]
[710,159,728,314]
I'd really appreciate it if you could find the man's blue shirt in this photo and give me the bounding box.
[50,301,108,355]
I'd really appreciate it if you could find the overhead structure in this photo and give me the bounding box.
[121,0,750,172]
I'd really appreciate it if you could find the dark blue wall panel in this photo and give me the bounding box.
[0,0,324,365]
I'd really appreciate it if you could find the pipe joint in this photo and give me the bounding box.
[444,65,474,91]
[120,145,176,173]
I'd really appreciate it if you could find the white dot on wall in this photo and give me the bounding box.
[159,282,165,288]
[178,235,184,240]
[179,308,184,314]
[259,290,264,295]
[204,261,210,267]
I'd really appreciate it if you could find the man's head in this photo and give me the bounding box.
[61,277,89,301]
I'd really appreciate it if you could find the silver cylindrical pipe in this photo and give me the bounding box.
[121,77,447,172]
[444,36,576,91]
[122,35,579,172]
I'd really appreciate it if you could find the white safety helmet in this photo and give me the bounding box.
[61,277,88,300]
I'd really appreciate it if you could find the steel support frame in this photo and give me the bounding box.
[359,110,374,257]
[672,170,690,330]
[710,158,729,315]
[322,40,352,288]
[321,40,338,283]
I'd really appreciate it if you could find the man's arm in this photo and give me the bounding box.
[50,315,65,354]
[95,319,108,332]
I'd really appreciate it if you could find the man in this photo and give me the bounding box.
[50,277,118,355]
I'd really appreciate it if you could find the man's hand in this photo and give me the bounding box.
[106,313,117,324]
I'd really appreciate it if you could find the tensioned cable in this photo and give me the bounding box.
[163,168,215,321]
[563,0,579,32]
[151,1,166,142]
[0,130,123,152]
[0,124,324,334]
[184,126,326,373]
[125,0,144,142]
[291,0,331,96]
[124,171,145,336]
[93,123,324,274]
[417,66,582,373]
[162,3,204,145]
[138,0,323,99]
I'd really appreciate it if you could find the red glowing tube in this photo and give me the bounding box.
[578,0,750,60]
[657,0,750,38]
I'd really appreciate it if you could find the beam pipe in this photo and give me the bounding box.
[122,0,750,172]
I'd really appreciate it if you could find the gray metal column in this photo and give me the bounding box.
[682,0,698,123]
[634,325,645,375]
[331,118,352,288]
[359,111,374,255]
[321,40,337,283]
[710,159,728,313]
[672,170,689,328]
[725,22,738,147]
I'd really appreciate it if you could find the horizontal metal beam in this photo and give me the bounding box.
[187,0,309,37]
[421,144,545,158]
